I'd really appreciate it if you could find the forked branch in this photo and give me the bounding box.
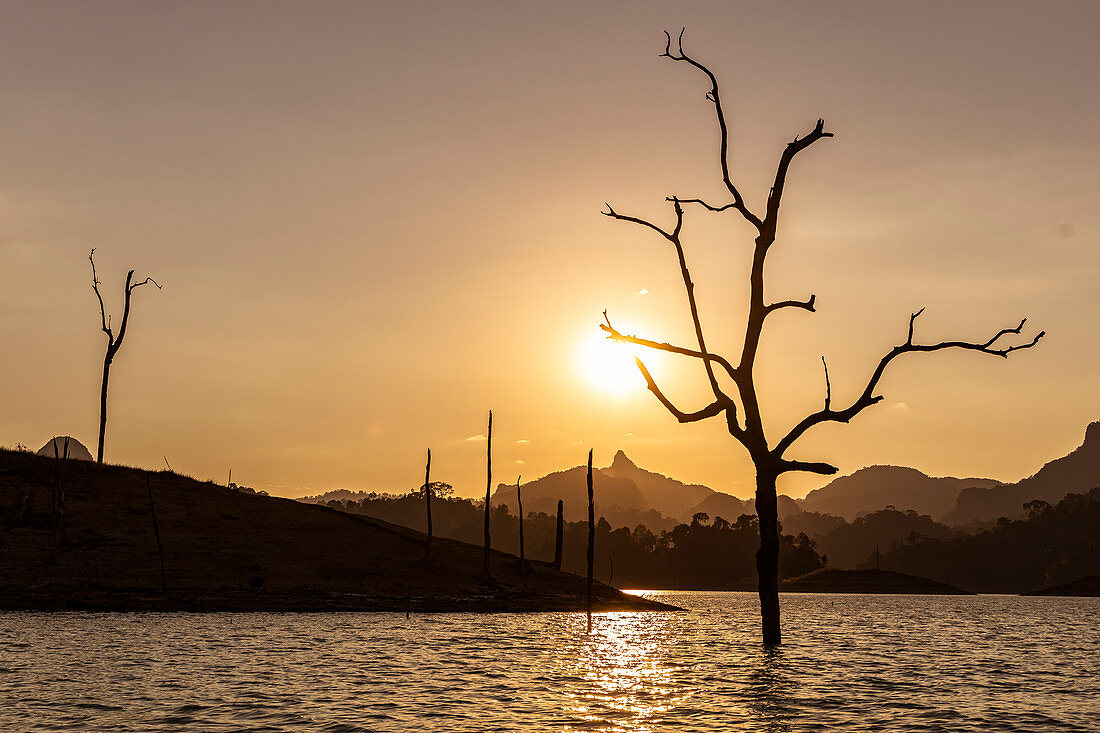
[660,29,762,231]
[90,249,111,338]
[774,310,1044,461]
[90,248,162,355]
[602,200,682,242]
[603,197,729,407]
[762,119,833,239]
[633,357,728,424]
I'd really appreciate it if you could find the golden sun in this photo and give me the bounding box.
[578,333,648,395]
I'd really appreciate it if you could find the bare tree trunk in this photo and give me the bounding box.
[97,357,111,464]
[586,449,594,632]
[88,249,160,466]
[517,476,524,563]
[482,410,492,579]
[424,448,432,561]
[553,499,564,570]
[755,470,781,647]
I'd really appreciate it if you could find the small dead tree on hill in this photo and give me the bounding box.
[89,249,161,464]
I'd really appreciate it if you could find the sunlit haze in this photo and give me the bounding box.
[1,1,1096,499]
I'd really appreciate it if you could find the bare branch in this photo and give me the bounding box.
[602,202,678,242]
[89,249,112,340]
[674,197,738,213]
[129,277,163,293]
[774,310,1045,459]
[660,30,763,231]
[903,310,1046,358]
[821,356,831,411]
[653,198,731,406]
[633,357,724,423]
[113,270,138,353]
[762,118,833,239]
[765,294,816,315]
[906,306,925,344]
[604,196,731,408]
[781,459,839,475]
[601,314,739,383]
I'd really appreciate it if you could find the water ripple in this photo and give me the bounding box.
[0,593,1097,731]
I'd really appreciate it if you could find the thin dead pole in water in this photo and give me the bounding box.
[424,448,433,562]
[553,499,564,570]
[586,449,594,633]
[147,478,166,593]
[482,410,493,580]
[517,475,524,564]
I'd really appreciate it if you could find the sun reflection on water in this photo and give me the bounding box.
[552,612,698,732]
[539,603,801,733]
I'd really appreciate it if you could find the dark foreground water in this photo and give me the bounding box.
[1,592,1097,732]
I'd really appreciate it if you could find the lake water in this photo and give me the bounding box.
[1,592,1097,732]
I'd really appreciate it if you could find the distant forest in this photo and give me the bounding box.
[323,494,823,589]
[783,488,1099,591]
[878,488,1100,592]
[321,484,1099,593]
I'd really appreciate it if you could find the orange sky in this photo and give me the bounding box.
[1,2,1097,499]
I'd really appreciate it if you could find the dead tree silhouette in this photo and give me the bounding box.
[514,475,532,573]
[415,452,452,568]
[586,449,594,633]
[516,476,524,562]
[89,249,161,464]
[553,499,564,570]
[600,30,1044,647]
[482,410,493,580]
[424,448,433,562]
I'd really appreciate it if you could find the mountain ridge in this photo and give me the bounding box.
[303,420,1097,532]
[800,465,1000,521]
[941,421,1100,525]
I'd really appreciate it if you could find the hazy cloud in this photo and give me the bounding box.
[1055,222,1076,238]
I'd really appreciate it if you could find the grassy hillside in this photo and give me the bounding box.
[0,449,672,612]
